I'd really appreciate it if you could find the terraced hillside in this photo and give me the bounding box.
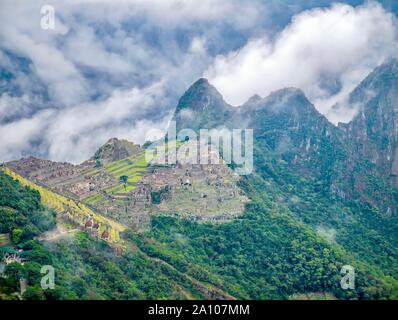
[5,138,248,230]
[5,139,152,228]
[2,166,125,243]
[81,151,153,228]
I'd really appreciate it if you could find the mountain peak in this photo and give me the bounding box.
[343,57,398,187]
[105,137,123,144]
[269,87,307,99]
[261,87,315,113]
[91,138,142,165]
[192,77,211,87]
[175,78,227,112]
[172,78,233,131]
[355,58,398,93]
[243,94,263,107]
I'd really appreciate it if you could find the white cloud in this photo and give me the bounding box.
[205,2,398,123]
[0,93,31,122]
[60,0,266,29]
[0,0,397,163]
[0,0,232,162]
[45,81,167,162]
[0,109,54,162]
[62,26,132,74]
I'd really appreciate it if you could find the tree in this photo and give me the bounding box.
[95,159,102,168]
[23,262,42,285]
[120,175,129,190]
[11,228,23,244]
[22,286,45,300]
[3,262,25,293]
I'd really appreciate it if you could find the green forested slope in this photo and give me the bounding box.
[2,151,398,299]
[130,166,398,300]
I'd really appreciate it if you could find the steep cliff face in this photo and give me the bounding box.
[342,59,398,186]
[247,88,347,179]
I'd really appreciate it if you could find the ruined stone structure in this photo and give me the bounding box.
[130,182,152,209]
[138,157,248,223]
[5,138,249,231]
[7,156,118,200]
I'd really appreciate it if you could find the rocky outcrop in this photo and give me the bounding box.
[89,138,143,165]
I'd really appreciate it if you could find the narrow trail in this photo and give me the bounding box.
[36,227,78,241]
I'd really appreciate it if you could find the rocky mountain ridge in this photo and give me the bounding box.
[172,59,398,217]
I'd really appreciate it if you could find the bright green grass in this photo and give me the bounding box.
[104,153,145,171]
[103,184,122,194]
[104,152,147,173]
[83,146,167,206]
[112,167,147,178]
[105,159,136,173]
[104,174,144,194]
[102,153,150,194]
[84,193,104,205]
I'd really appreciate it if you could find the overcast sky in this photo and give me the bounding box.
[0,0,397,163]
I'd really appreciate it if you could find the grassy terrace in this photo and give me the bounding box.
[102,152,150,193]
[82,142,182,213]
[83,152,151,209]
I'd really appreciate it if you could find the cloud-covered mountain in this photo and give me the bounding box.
[173,58,398,217]
[1,0,398,164]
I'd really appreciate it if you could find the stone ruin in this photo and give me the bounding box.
[6,157,78,184]
[136,157,249,223]
[4,139,249,231]
[129,182,152,209]
[6,156,118,201]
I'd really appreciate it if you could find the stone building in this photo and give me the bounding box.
[130,182,152,209]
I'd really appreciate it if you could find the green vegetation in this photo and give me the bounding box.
[2,145,398,300]
[151,186,170,205]
[0,171,56,244]
[130,186,398,299]
[0,171,55,299]
[84,153,150,209]
[0,172,201,299]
